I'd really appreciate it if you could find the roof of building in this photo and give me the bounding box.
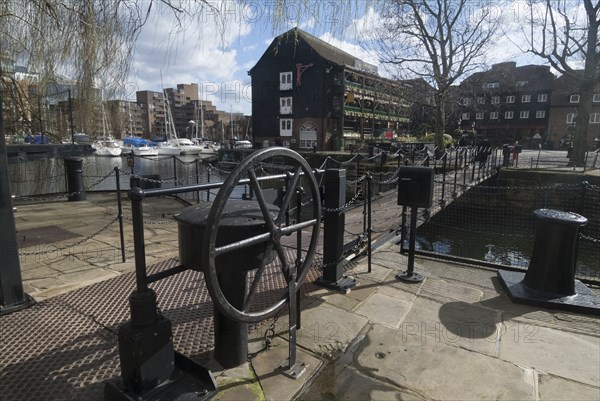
[461,62,555,92]
[251,28,377,74]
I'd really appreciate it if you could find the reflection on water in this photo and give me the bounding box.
[9,154,233,200]
[416,209,598,276]
[82,154,239,201]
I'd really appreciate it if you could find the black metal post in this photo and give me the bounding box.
[0,95,35,315]
[396,206,424,283]
[378,152,384,194]
[362,176,367,234]
[206,165,211,202]
[441,153,447,207]
[471,150,476,182]
[130,188,148,292]
[295,188,303,329]
[68,89,75,144]
[463,149,468,187]
[316,169,356,292]
[64,157,86,201]
[195,159,200,203]
[173,156,178,187]
[367,175,372,273]
[114,167,126,263]
[356,155,361,197]
[453,148,458,197]
[400,205,407,253]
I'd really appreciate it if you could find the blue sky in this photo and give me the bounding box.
[127,1,550,116]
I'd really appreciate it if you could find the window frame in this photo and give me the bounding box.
[280,118,293,136]
[279,96,292,114]
[279,72,293,90]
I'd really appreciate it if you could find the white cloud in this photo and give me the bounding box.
[318,32,380,69]
[129,1,252,98]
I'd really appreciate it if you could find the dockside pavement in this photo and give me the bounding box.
[8,193,600,401]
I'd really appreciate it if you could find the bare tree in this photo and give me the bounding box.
[0,0,217,139]
[523,0,599,165]
[366,0,502,152]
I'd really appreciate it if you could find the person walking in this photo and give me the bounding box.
[478,137,491,168]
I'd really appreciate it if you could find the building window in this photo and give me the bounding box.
[483,82,499,89]
[462,97,472,105]
[280,97,292,114]
[538,93,547,102]
[477,97,485,104]
[490,111,498,119]
[593,94,600,102]
[536,110,546,118]
[520,111,529,119]
[516,80,528,87]
[566,113,576,124]
[590,113,600,124]
[522,94,531,103]
[570,94,580,103]
[505,111,514,119]
[299,121,317,149]
[299,139,316,149]
[280,72,292,90]
[506,95,515,103]
[475,112,484,120]
[461,113,470,120]
[280,118,293,136]
[491,96,500,104]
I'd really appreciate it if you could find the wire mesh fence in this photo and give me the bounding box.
[413,181,600,283]
[8,148,600,285]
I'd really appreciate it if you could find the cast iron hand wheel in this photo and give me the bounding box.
[202,147,321,323]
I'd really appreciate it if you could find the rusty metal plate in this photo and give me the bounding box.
[17,225,80,248]
[0,254,324,401]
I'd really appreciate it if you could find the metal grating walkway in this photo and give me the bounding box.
[0,256,323,401]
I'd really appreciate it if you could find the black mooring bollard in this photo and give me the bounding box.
[64,157,86,201]
[524,209,587,295]
[498,208,600,315]
[214,269,248,367]
[175,201,277,368]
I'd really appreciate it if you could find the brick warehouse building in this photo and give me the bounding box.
[547,73,600,150]
[457,62,555,146]
[249,28,413,151]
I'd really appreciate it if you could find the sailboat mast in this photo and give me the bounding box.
[200,83,204,139]
[101,90,107,138]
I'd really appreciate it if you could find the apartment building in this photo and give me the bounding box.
[457,62,555,146]
[249,28,412,151]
